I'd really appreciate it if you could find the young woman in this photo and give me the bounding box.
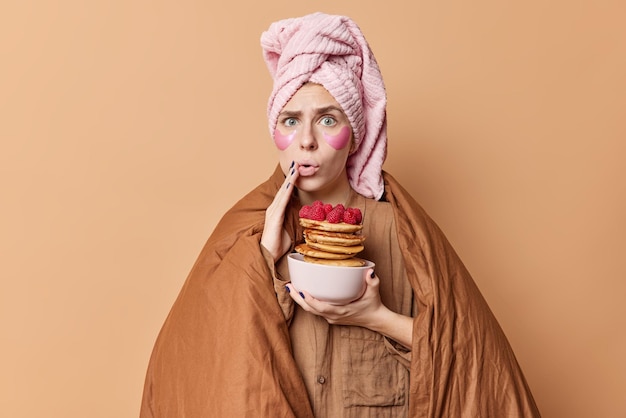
[262,82,415,417]
[141,13,540,418]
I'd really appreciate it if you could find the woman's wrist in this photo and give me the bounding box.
[367,307,414,350]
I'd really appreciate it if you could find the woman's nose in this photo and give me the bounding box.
[298,125,318,150]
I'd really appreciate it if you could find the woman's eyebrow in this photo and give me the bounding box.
[278,106,344,118]
[278,110,302,118]
[316,105,344,115]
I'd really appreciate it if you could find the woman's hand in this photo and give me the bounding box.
[261,162,299,262]
[287,268,383,327]
[285,269,414,348]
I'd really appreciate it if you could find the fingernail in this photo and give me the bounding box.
[290,168,295,176]
[299,292,305,299]
[370,270,375,278]
[285,285,290,293]
[286,182,290,189]
[290,160,295,169]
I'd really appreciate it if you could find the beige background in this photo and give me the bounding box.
[1,1,624,417]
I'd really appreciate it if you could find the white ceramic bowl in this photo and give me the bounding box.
[287,253,375,305]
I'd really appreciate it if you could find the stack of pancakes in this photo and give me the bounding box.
[295,218,366,267]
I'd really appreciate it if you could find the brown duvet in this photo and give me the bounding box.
[140,166,540,417]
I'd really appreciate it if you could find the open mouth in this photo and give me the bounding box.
[298,163,318,176]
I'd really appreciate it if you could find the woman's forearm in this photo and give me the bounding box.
[368,307,414,350]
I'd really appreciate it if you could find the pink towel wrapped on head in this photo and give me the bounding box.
[261,12,388,200]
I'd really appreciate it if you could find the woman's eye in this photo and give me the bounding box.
[284,118,297,127]
[320,117,336,126]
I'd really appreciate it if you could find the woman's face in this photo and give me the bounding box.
[274,83,353,201]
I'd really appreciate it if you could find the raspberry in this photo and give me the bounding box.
[323,203,333,215]
[354,208,362,223]
[326,204,345,223]
[343,207,363,225]
[309,205,326,221]
[343,210,357,224]
[326,207,343,223]
[299,205,311,219]
[312,200,324,208]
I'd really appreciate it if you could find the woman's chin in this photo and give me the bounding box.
[295,177,325,193]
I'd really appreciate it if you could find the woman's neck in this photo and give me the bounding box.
[297,176,352,207]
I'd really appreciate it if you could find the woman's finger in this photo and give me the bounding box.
[276,161,299,208]
[267,162,298,217]
[261,162,299,261]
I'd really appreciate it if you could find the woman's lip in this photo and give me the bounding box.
[297,164,319,176]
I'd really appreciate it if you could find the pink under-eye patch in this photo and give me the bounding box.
[323,126,351,150]
[273,129,296,150]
